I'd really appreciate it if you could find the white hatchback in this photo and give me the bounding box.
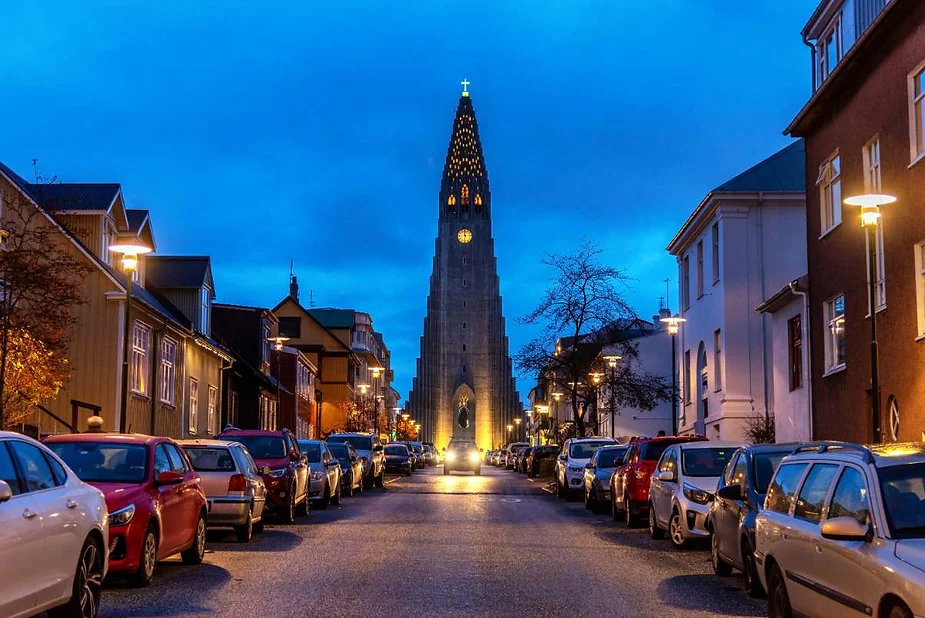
[0,432,109,618]
[556,437,617,499]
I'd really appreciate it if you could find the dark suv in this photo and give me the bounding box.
[218,428,309,523]
[443,439,482,475]
[327,433,385,489]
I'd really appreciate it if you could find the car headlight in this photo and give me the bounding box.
[268,468,287,478]
[109,504,136,527]
[311,471,325,481]
[445,452,456,462]
[569,465,583,473]
[468,452,479,463]
[683,483,713,505]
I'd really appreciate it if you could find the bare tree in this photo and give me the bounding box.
[516,241,670,436]
[0,191,92,429]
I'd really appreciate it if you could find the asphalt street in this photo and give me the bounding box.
[93,466,766,618]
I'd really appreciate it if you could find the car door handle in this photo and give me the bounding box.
[813,542,823,554]
[22,509,38,520]
[66,499,79,509]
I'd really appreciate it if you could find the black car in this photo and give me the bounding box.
[708,443,798,596]
[526,445,560,478]
[328,442,364,497]
[384,444,414,476]
[443,439,481,475]
[514,446,533,474]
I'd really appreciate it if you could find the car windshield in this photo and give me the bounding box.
[183,447,237,472]
[753,451,791,493]
[385,445,407,456]
[327,444,350,459]
[220,435,286,459]
[328,436,372,452]
[682,447,737,477]
[49,442,148,483]
[596,448,628,468]
[569,441,612,459]
[410,444,423,454]
[298,443,322,463]
[639,441,675,462]
[879,462,925,537]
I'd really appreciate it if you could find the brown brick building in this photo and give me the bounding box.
[786,0,925,442]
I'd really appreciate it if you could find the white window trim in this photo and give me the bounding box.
[711,222,720,284]
[824,293,847,374]
[159,336,177,405]
[816,14,842,85]
[908,60,925,165]
[131,321,151,396]
[713,329,723,392]
[817,151,842,237]
[914,241,925,338]
[863,136,886,314]
[207,385,217,435]
[189,377,199,434]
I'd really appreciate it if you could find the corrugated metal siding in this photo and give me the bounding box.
[55,214,104,259]
[856,0,889,35]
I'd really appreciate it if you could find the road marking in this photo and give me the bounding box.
[500,498,521,503]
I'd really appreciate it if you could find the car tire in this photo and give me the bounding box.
[711,532,731,575]
[253,517,264,534]
[885,603,914,618]
[649,505,665,539]
[318,484,331,510]
[363,468,375,490]
[375,468,385,488]
[331,481,342,506]
[279,491,296,524]
[668,510,687,549]
[625,494,643,528]
[129,525,158,587]
[48,535,104,618]
[742,539,763,597]
[584,487,594,510]
[346,476,355,497]
[767,563,792,618]
[181,514,207,565]
[611,492,621,522]
[475,467,481,476]
[235,507,254,543]
[443,466,450,475]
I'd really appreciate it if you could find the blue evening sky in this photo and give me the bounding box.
[1,1,817,403]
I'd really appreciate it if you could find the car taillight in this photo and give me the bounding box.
[634,467,649,480]
[228,473,246,493]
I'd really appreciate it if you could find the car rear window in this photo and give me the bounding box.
[385,445,408,456]
[184,447,237,472]
[298,443,322,463]
[765,463,808,514]
[327,443,350,458]
[49,442,148,483]
[596,448,628,468]
[639,441,672,462]
[753,451,790,493]
[328,436,372,451]
[219,435,286,459]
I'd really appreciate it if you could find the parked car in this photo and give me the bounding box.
[298,440,342,509]
[327,441,364,496]
[556,437,617,499]
[648,441,743,548]
[384,444,414,476]
[484,449,495,464]
[46,433,207,587]
[179,439,266,542]
[527,445,560,478]
[1,432,109,618]
[510,446,529,473]
[583,444,629,511]
[423,441,441,464]
[217,428,309,523]
[505,442,530,469]
[756,442,925,618]
[611,436,707,526]
[422,444,438,467]
[397,441,424,470]
[708,443,797,595]
[444,439,482,475]
[327,433,385,489]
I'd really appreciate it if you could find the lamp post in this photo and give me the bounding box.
[845,193,896,444]
[588,372,604,434]
[269,336,289,351]
[391,407,401,440]
[514,417,522,441]
[659,316,686,436]
[109,239,153,433]
[602,354,622,438]
[369,367,383,435]
[401,413,410,440]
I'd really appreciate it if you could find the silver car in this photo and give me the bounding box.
[298,440,342,509]
[648,441,743,548]
[756,442,925,618]
[583,444,628,511]
[179,439,266,542]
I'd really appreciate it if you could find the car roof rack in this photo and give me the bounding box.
[790,441,874,464]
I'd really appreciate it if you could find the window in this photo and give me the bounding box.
[888,396,900,442]
[0,442,21,495]
[207,386,217,434]
[794,464,839,523]
[681,256,690,309]
[164,444,189,474]
[279,317,301,339]
[863,138,886,311]
[461,184,469,206]
[828,467,871,526]
[817,14,841,84]
[683,349,691,404]
[731,455,747,489]
[824,294,846,372]
[297,362,311,400]
[788,315,803,390]
[153,445,171,476]
[463,278,467,288]
[910,63,925,161]
[131,322,151,395]
[261,321,271,368]
[713,330,722,391]
[160,337,177,405]
[200,286,211,334]
[915,242,925,336]
[711,223,719,283]
[189,378,199,434]
[766,463,808,514]
[8,441,58,493]
[696,241,704,298]
[817,153,842,234]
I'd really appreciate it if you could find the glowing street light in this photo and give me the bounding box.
[268,336,289,351]
[660,315,687,435]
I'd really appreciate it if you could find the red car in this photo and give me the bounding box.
[217,428,309,523]
[45,433,208,586]
[610,436,707,527]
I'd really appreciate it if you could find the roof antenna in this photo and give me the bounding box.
[31,159,39,183]
[658,296,665,310]
[309,289,315,308]
[663,278,671,313]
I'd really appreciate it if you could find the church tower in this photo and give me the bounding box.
[407,84,522,450]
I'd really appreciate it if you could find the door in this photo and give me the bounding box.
[153,444,184,555]
[653,447,678,527]
[164,443,200,550]
[287,434,307,502]
[717,453,747,565]
[0,441,42,618]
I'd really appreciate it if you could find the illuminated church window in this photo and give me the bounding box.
[448,195,456,205]
[461,184,469,205]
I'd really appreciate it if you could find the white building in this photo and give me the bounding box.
[667,141,807,440]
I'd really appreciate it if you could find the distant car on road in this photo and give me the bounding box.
[583,444,628,511]
[327,442,364,497]
[505,442,530,470]
[179,439,266,542]
[1,432,109,618]
[299,440,342,509]
[328,433,385,489]
[513,446,533,473]
[384,444,414,476]
[556,437,617,500]
[422,444,438,467]
[444,439,482,475]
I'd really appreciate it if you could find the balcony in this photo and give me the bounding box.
[351,331,373,354]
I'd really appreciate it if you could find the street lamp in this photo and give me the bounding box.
[268,336,289,351]
[109,238,153,433]
[514,417,522,441]
[602,354,622,438]
[844,192,896,444]
[660,316,687,436]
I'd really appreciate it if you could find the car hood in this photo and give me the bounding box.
[254,456,289,470]
[92,482,150,513]
[595,468,616,480]
[385,455,408,461]
[896,539,925,573]
[336,458,352,468]
[684,475,721,493]
[308,462,325,473]
[568,457,591,467]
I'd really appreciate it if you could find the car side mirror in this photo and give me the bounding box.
[261,466,272,476]
[156,471,184,486]
[656,470,676,483]
[558,454,567,462]
[350,454,357,462]
[717,483,743,501]
[290,450,300,462]
[820,517,872,543]
[0,480,12,503]
[374,445,384,452]
[584,462,594,469]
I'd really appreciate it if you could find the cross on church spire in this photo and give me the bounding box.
[460,78,470,97]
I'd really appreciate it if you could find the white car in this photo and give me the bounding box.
[0,432,109,618]
[555,437,617,499]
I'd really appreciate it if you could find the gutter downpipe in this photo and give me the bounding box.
[758,193,771,422]
[803,30,817,95]
[789,280,812,440]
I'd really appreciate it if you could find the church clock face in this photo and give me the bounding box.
[457,228,473,244]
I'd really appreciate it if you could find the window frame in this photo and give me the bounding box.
[683,349,691,404]
[793,463,840,524]
[817,151,842,236]
[915,241,925,338]
[200,286,211,334]
[160,336,177,405]
[713,329,722,392]
[863,136,886,312]
[711,222,720,284]
[824,293,846,374]
[681,256,690,310]
[131,321,152,396]
[696,240,704,299]
[908,61,925,165]
[788,314,803,391]
[207,385,217,435]
[189,377,199,434]
[816,13,842,84]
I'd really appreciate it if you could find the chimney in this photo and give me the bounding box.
[289,274,299,302]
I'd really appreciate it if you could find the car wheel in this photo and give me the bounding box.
[374,468,385,488]
[279,491,296,524]
[625,494,642,528]
[295,484,309,517]
[253,517,264,534]
[711,532,731,575]
[443,466,450,475]
[668,510,687,549]
[48,535,104,618]
[649,505,664,539]
[767,563,793,618]
[318,484,331,510]
[129,525,158,587]
[363,468,375,490]
[885,603,914,618]
[235,507,254,543]
[346,476,355,497]
[475,467,481,476]
[331,482,342,506]
[181,514,207,565]
[741,539,763,597]
[611,492,621,522]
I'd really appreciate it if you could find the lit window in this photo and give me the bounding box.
[909,63,925,161]
[131,322,151,395]
[817,152,842,234]
[160,337,177,404]
[448,194,456,205]
[824,294,846,372]
[200,286,211,334]
[474,194,482,206]
[863,137,885,311]
[207,386,217,434]
[189,377,199,434]
[461,184,469,206]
